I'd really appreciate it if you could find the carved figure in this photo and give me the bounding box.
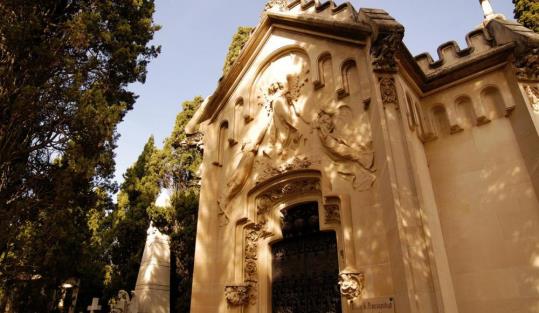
[218,73,309,224]
[108,290,132,313]
[338,272,365,301]
[218,128,267,224]
[225,285,250,306]
[263,75,308,158]
[315,110,375,190]
[524,85,539,113]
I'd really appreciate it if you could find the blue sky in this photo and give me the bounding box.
[116,0,515,185]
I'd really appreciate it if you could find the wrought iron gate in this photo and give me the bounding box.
[271,202,342,313]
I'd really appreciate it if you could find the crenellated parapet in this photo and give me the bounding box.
[265,0,359,23]
[414,28,495,76]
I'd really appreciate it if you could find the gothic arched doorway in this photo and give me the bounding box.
[271,202,342,313]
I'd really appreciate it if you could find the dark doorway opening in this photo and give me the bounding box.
[271,202,342,313]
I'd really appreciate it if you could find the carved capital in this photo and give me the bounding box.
[225,284,250,306]
[338,272,365,301]
[524,85,539,113]
[370,30,404,73]
[378,76,398,109]
[515,48,539,81]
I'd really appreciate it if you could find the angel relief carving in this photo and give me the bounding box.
[259,74,310,158]
[218,71,310,224]
[315,110,376,190]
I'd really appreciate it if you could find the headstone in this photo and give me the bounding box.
[87,298,102,313]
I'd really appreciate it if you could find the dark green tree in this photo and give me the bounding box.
[222,27,253,76]
[0,0,159,311]
[513,0,539,32]
[105,136,160,300]
[148,97,203,313]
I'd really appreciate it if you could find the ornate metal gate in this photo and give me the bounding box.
[271,202,342,313]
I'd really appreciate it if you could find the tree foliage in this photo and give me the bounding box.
[513,0,539,32]
[222,27,253,76]
[104,136,160,300]
[149,97,203,312]
[0,0,159,311]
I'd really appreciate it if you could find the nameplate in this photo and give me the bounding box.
[353,297,395,313]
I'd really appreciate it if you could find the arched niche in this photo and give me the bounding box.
[314,52,333,90]
[480,86,506,120]
[431,104,451,137]
[337,59,358,99]
[213,121,228,167]
[455,95,476,129]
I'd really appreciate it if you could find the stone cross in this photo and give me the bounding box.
[87,298,102,312]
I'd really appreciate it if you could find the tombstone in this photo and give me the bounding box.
[87,298,101,313]
[109,289,138,313]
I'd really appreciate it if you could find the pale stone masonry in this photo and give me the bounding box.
[186,1,539,312]
[133,224,170,313]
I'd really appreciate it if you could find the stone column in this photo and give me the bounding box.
[133,224,170,313]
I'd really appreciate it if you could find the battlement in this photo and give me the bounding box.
[414,28,494,76]
[265,0,359,23]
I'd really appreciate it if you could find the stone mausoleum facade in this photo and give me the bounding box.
[186,1,539,312]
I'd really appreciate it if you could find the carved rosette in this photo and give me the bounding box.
[524,85,539,113]
[370,30,404,73]
[338,272,365,301]
[379,76,398,109]
[225,284,250,306]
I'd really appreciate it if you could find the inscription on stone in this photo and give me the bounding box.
[353,297,395,313]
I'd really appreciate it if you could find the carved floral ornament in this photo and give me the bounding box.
[515,48,539,81]
[524,84,539,113]
[225,284,250,306]
[338,272,365,301]
[370,30,404,73]
[264,0,289,12]
[379,76,398,109]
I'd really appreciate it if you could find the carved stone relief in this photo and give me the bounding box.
[524,85,539,113]
[218,55,310,225]
[243,223,269,305]
[370,30,404,73]
[255,156,318,184]
[379,76,398,109]
[324,204,341,224]
[257,74,310,159]
[264,0,288,12]
[224,284,250,306]
[338,272,365,301]
[315,110,376,190]
[515,48,539,81]
[243,176,321,304]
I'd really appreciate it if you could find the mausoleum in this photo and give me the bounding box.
[185,0,539,312]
